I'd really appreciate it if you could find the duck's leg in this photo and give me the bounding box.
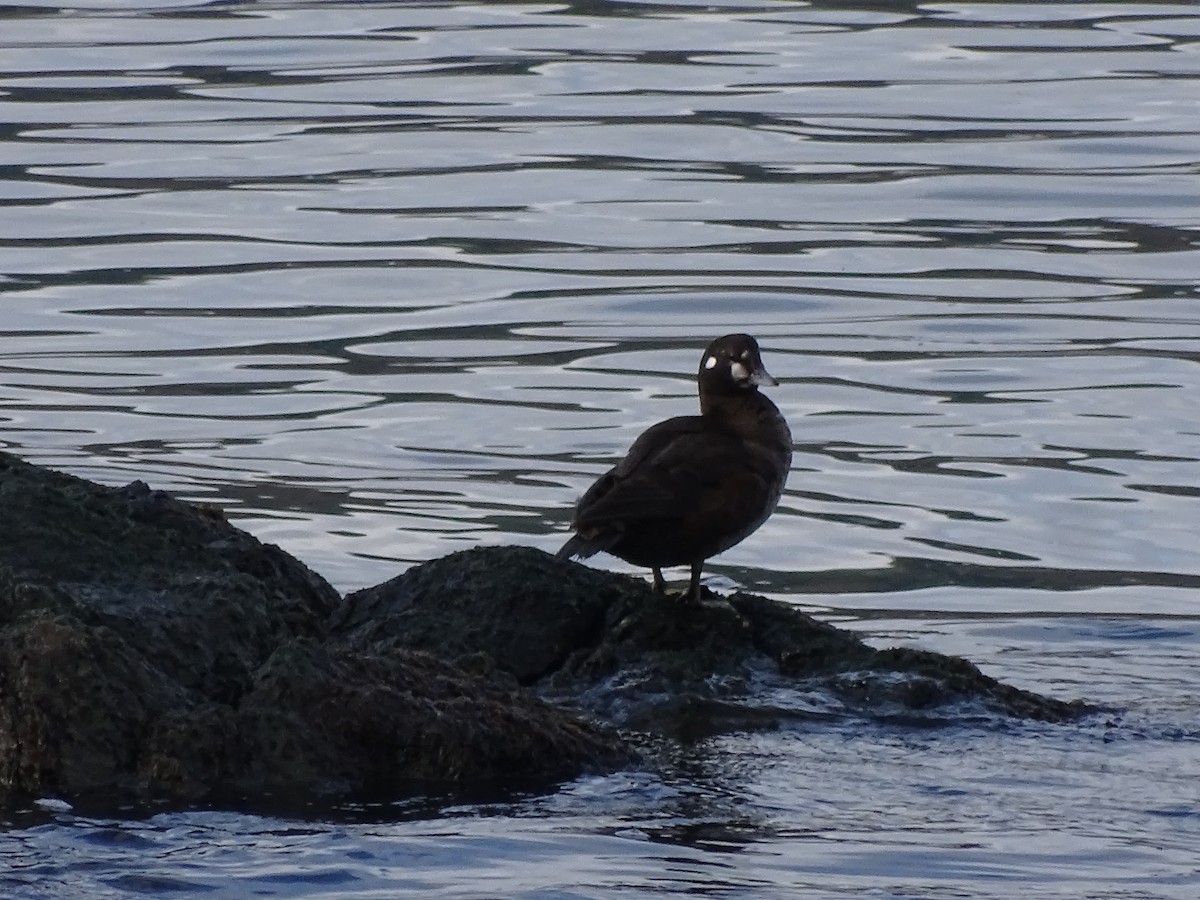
[685,561,704,603]
[652,567,667,593]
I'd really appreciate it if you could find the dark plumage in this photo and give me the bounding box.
[557,333,792,602]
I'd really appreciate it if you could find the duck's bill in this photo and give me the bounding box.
[750,367,779,387]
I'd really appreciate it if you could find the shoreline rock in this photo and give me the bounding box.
[0,451,1091,811]
[0,452,625,809]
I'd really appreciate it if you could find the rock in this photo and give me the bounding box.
[333,544,628,684]
[0,452,626,809]
[142,639,616,800]
[0,449,1093,812]
[336,546,1091,735]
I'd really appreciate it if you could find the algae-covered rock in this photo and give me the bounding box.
[336,546,1089,734]
[0,452,625,809]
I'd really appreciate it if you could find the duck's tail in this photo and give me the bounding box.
[555,533,591,560]
[556,529,618,561]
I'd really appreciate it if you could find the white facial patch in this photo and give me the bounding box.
[730,361,750,382]
[704,355,718,370]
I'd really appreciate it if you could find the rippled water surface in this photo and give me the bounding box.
[2,0,1199,896]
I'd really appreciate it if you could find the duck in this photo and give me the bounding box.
[557,333,792,602]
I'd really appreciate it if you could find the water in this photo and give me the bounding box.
[2,0,1200,895]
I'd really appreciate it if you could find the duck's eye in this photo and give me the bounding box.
[704,355,718,370]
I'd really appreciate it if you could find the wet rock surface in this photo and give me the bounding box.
[1,452,1090,811]
[338,546,1090,735]
[0,452,624,809]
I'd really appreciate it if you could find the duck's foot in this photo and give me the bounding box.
[652,567,667,594]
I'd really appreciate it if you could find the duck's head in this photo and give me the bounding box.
[698,333,779,394]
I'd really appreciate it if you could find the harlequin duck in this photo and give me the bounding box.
[557,333,792,602]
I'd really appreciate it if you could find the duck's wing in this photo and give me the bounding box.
[572,416,741,528]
